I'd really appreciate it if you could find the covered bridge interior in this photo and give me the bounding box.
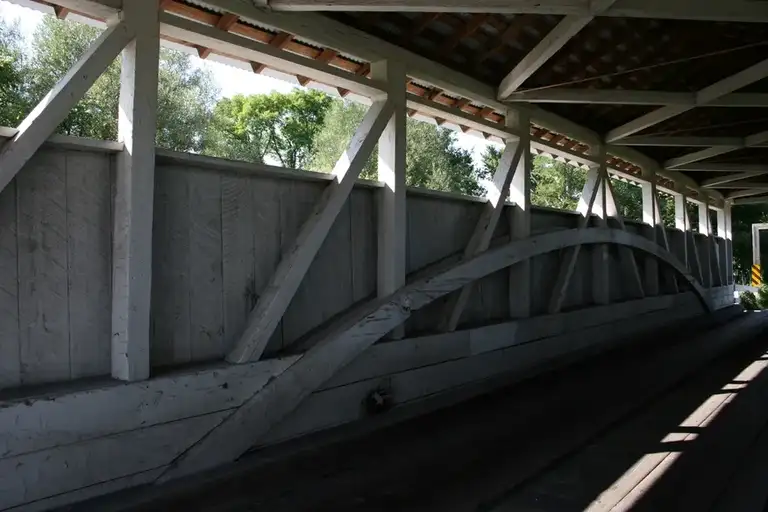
[0,0,766,510]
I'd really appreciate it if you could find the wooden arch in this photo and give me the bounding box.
[161,227,709,480]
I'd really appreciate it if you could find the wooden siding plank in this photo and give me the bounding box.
[253,177,284,355]
[17,151,70,384]
[66,151,111,379]
[150,167,190,366]
[188,169,224,361]
[221,174,256,352]
[350,188,377,303]
[0,412,228,510]
[0,179,19,388]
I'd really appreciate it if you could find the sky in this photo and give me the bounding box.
[0,0,496,168]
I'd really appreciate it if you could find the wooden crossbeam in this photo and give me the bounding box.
[548,165,602,314]
[442,114,526,331]
[226,99,394,364]
[0,21,132,195]
[196,12,239,59]
[504,90,768,107]
[665,130,768,169]
[159,226,711,482]
[704,172,768,188]
[607,58,768,142]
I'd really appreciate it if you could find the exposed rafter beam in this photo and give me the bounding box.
[497,1,618,98]
[665,145,743,169]
[665,129,768,169]
[613,136,746,147]
[675,163,768,173]
[728,188,768,200]
[498,15,594,99]
[703,171,768,188]
[243,0,768,22]
[606,58,768,142]
[702,181,768,190]
[734,195,768,206]
[504,90,768,107]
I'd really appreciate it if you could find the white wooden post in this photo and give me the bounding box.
[674,193,689,268]
[590,148,610,305]
[641,175,659,295]
[603,174,644,298]
[227,98,393,364]
[0,21,132,194]
[548,166,601,313]
[372,60,406,339]
[715,207,726,285]
[698,200,713,288]
[443,113,525,331]
[111,0,160,382]
[508,110,532,319]
[724,201,734,284]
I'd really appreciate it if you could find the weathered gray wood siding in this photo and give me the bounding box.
[0,148,112,389]
[0,147,732,388]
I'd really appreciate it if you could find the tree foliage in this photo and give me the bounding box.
[310,100,484,196]
[207,90,332,167]
[0,21,27,127]
[4,16,217,151]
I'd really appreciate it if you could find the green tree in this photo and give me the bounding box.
[23,16,217,151]
[311,100,484,196]
[0,21,28,127]
[481,146,586,209]
[206,90,333,168]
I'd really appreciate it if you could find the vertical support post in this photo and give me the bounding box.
[674,192,689,268]
[641,174,659,296]
[111,0,160,381]
[508,110,531,319]
[372,60,406,338]
[724,201,733,285]
[698,200,712,288]
[714,207,726,286]
[590,146,609,306]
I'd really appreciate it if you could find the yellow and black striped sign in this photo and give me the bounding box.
[752,264,763,286]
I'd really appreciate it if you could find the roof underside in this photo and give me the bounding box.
[327,11,768,194]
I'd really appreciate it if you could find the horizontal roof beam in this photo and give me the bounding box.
[733,196,768,206]
[676,163,768,172]
[614,136,746,147]
[246,0,768,22]
[664,129,768,169]
[703,171,768,188]
[606,58,768,142]
[504,90,768,107]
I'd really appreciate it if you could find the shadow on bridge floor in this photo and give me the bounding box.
[79,314,768,512]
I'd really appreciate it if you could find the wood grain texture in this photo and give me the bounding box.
[17,150,70,384]
[283,182,354,346]
[250,177,286,355]
[350,188,377,303]
[0,355,298,460]
[188,169,224,361]
[221,174,256,353]
[66,151,111,379]
[160,228,711,481]
[0,411,228,510]
[0,179,19,388]
[151,166,190,366]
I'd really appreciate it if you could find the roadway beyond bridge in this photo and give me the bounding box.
[70,307,768,511]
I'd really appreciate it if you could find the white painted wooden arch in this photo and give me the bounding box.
[160,226,710,481]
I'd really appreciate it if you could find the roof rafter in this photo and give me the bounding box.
[606,58,768,142]
[246,0,768,23]
[703,171,768,188]
[665,130,768,169]
[504,90,768,107]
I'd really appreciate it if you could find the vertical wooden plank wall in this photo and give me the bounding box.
[0,148,113,388]
[0,180,19,388]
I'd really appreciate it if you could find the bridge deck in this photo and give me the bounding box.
[73,310,768,512]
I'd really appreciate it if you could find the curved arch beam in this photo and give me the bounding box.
[160,228,709,481]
